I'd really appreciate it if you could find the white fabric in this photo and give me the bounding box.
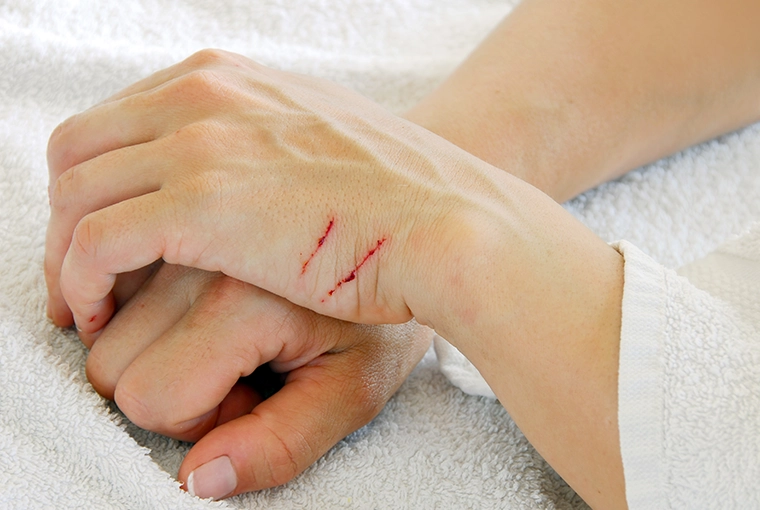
[2,0,760,508]
[613,241,668,509]
[614,232,760,509]
[438,228,760,509]
[437,233,760,509]
[435,334,496,399]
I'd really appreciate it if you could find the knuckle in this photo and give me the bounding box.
[197,274,246,311]
[84,349,116,400]
[47,117,77,178]
[184,68,225,94]
[226,346,264,381]
[269,303,306,345]
[156,264,217,299]
[167,69,232,106]
[49,166,78,213]
[184,278,264,375]
[260,424,309,487]
[209,275,248,301]
[170,120,217,154]
[71,215,101,260]
[185,48,260,74]
[113,379,157,430]
[185,48,234,69]
[152,262,189,285]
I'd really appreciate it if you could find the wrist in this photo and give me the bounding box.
[401,167,627,507]
[403,96,618,203]
[402,163,623,375]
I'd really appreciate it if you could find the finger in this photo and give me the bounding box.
[75,263,163,348]
[47,49,254,181]
[214,381,264,429]
[85,264,201,395]
[46,144,167,327]
[177,336,413,499]
[61,266,158,331]
[130,381,264,444]
[112,262,163,310]
[48,97,161,184]
[111,278,330,439]
[87,264,264,440]
[59,166,279,335]
[59,191,174,334]
[48,85,186,183]
[48,253,157,330]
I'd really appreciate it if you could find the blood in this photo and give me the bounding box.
[301,218,335,275]
[88,315,96,323]
[327,238,386,297]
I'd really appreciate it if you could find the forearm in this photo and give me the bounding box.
[402,5,760,504]
[404,164,626,508]
[405,0,760,201]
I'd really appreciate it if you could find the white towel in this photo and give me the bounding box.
[440,228,760,508]
[2,0,759,508]
[616,227,760,509]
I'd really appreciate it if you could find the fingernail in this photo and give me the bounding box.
[186,456,237,500]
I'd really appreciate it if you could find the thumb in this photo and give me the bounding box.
[178,341,401,500]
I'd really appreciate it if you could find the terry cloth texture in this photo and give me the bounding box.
[437,232,760,509]
[438,232,760,510]
[438,223,760,510]
[1,0,760,508]
[615,232,760,509]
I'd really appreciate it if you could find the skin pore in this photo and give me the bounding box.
[44,0,760,507]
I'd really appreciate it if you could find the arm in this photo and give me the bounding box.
[404,0,760,507]
[405,0,760,202]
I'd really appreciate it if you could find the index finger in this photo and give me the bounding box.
[59,194,170,333]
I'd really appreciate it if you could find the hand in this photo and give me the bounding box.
[44,47,627,508]
[45,49,490,334]
[84,262,431,499]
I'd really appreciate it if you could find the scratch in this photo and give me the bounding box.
[326,238,386,298]
[301,218,335,275]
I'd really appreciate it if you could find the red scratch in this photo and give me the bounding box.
[301,218,335,275]
[88,315,97,323]
[327,238,386,297]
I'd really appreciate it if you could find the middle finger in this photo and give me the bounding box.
[85,264,204,398]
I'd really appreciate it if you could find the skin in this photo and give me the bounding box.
[44,0,760,507]
[86,264,432,494]
[41,49,623,509]
[407,0,760,203]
